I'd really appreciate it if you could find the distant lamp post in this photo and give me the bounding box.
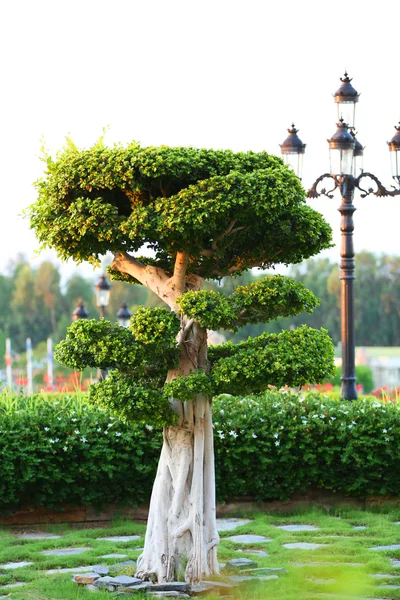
[388,123,400,183]
[279,124,306,179]
[72,300,89,321]
[280,72,400,400]
[95,275,111,318]
[117,302,132,328]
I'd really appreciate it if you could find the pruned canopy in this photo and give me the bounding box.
[31,143,332,277]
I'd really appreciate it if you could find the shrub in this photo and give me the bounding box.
[0,390,399,512]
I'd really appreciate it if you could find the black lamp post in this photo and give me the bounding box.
[95,274,111,319]
[72,300,89,321]
[281,73,400,400]
[117,302,132,328]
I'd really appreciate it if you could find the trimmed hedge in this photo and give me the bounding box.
[0,391,399,513]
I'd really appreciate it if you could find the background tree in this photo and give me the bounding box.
[30,142,335,584]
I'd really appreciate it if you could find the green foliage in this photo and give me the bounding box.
[30,143,332,275]
[177,275,319,330]
[1,391,400,512]
[130,307,180,345]
[55,317,179,374]
[0,393,162,511]
[90,371,176,426]
[210,325,335,395]
[163,371,213,402]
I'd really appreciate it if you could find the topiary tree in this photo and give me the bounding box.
[30,141,335,584]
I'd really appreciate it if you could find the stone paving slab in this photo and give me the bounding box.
[228,534,272,544]
[391,559,400,567]
[216,518,252,531]
[100,553,128,559]
[96,536,141,542]
[225,558,258,569]
[41,546,93,556]
[46,565,97,575]
[283,542,327,550]
[0,561,33,569]
[276,524,320,532]
[369,543,400,551]
[228,574,279,582]
[352,526,368,530]
[0,582,27,589]
[236,549,268,557]
[371,573,399,579]
[16,532,62,540]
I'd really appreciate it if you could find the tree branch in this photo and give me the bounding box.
[112,251,170,298]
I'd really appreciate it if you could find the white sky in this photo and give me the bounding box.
[1,0,400,283]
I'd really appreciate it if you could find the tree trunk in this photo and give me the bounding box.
[135,323,220,584]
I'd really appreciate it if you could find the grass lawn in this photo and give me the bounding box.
[1,507,400,599]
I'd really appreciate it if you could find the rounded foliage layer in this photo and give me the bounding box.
[31,143,332,276]
[177,275,319,331]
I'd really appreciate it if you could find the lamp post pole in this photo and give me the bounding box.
[280,73,400,400]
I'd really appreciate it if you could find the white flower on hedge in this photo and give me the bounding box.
[252,433,257,438]
[348,425,353,429]
[217,431,225,439]
[229,430,238,438]
[383,428,388,433]
[104,430,108,435]
[115,432,122,437]
[49,439,56,444]
[273,433,279,438]
[107,423,113,428]
[320,414,326,418]
[385,437,390,442]
[275,440,280,446]
[145,425,153,431]
[352,421,356,425]
[63,446,68,451]
[331,417,336,421]
[44,427,50,431]
[97,428,102,432]
[81,437,88,443]
[220,409,224,414]
[57,417,62,421]
[71,418,77,422]
[74,429,80,434]
[298,397,305,403]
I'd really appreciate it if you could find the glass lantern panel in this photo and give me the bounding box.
[353,153,363,178]
[337,101,356,129]
[390,149,400,181]
[330,147,354,176]
[283,152,303,179]
[97,289,110,307]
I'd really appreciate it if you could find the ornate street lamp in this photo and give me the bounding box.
[333,71,360,129]
[388,123,400,183]
[281,72,400,400]
[72,300,89,321]
[279,124,306,179]
[117,302,132,328]
[95,275,111,318]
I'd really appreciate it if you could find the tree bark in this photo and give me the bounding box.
[135,323,219,584]
[112,251,219,583]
